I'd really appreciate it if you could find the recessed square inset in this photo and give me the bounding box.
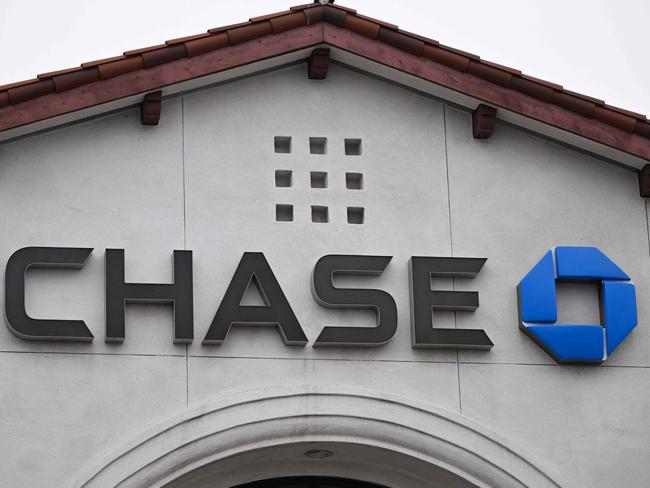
[274,136,291,154]
[347,207,364,224]
[311,205,329,223]
[310,171,328,188]
[275,170,292,187]
[309,137,327,155]
[276,204,293,222]
[346,172,363,190]
[345,138,362,155]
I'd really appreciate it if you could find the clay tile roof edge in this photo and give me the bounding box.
[208,20,252,34]
[81,54,128,67]
[124,44,167,56]
[330,4,357,13]
[354,13,398,30]
[397,29,439,45]
[0,78,40,92]
[289,3,315,11]
[438,44,481,61]
[166,32,212,45]
[522,73,563,90]
[563,88,605,106]
[250,10,294,22]
[37,66,85,79]
[481,59,522,76]
[604,104,647,121]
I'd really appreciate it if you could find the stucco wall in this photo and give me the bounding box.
[0,63,648,487]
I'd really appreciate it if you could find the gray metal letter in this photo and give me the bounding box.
[313,255,397,347]
[409,256,493,349]
[105,249,193,343]
[5,246,94,341]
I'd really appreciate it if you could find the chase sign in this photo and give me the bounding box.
[2,245,639,365]
[517,247,637,364]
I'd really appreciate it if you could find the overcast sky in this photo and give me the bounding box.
[1,0,648,116]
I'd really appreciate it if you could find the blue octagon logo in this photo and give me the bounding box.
[518,247,637,364]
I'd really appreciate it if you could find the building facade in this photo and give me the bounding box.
[0,3,649,487]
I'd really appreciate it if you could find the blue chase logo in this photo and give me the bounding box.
[517,247,637,364]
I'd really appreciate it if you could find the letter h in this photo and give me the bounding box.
[105,249,193,343]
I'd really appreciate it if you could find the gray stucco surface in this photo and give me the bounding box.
[0,63,648,487]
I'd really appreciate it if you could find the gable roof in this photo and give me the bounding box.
[1,2,649,168]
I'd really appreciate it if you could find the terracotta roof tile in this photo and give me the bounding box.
[330,4,357,14]
[522,73,563,90]
[378,27,424,56]
[551,91,596,118]
[397,29,439,46]
[81,54,128,68]
[509,76,554,102]
[353,13,398,30]
[594,105,636,132]
[270,12,307,34]
[124,44,168,56]
[323,5,347,27]
[481,59,521,76]
[142,45,187,68]
[304,5,324,24]
[438,44,481,61]
[208,20,251,34]
[37,66,84,79]
[166,32,211,45]
[185,33,229,57]
[250,10,293,22]
[0,78,41,92]
[227,21,273,45]
[53,68,100,92]
[0,91,9,107]
[344,14,380,39]
[467,60,512,87]
[634,120,650,138]
[563,88,605,106]
[97,56,144,80]
[422,44,470,72]
[8,79,55,104]
[593,106,636,132]
[603,103,646,121]
[290,3,317,10]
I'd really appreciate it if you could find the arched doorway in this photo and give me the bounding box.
[73,386,570,488]
[234,476,387,488]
